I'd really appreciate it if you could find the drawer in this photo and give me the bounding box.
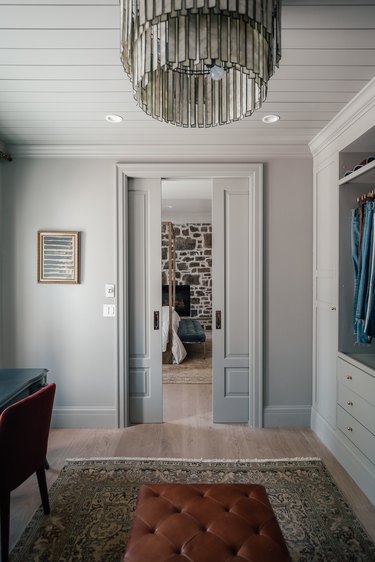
[337,358,375,406]
[337,406,375,464]
[338,384,375,435]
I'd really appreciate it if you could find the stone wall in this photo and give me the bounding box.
[162,223,212,329]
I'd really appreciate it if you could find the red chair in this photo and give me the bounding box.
[0,383,56,562]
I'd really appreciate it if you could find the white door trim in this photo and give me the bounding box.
[116,163,263,428]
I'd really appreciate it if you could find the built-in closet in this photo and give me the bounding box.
[338,142,375,468]
[310,77,375,504]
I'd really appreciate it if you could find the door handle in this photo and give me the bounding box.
[216,310,222,330]
[154,311,160,330]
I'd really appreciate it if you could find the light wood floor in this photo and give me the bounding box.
[9,383,375,554]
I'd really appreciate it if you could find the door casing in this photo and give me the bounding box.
[116,163,263,428]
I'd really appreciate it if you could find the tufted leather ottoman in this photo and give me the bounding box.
[124,483,291,562]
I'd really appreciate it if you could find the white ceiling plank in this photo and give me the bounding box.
[0,102,137,112]
[0,49,121,66]
[0,101,344,119]
[3,28,375,51]
[0,30,118,49]
[275,66,375,81]
[283,29,375,49]
[0,80,132,92]
[2,48,373,69]
[0,88,354,105]
[266,91,354,103]
[282,5,375,29]
[0,79,367,98]
[0,129,315,142]
[281,49,375,67]
[0,0,119,4]
[261,102,343,112]
[0,119,327,131]
[268,79,369,92]
[0,113,150,123]
[2,64,374,83]
[0,65,125,80]
[0,91,135,103]
[0,93,352,109]
[0,5,119,28]
[0,108,338,121]
[283,0,375,6]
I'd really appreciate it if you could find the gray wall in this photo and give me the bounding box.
[1,159,118,427]
[1,156,313,427]
[263,158,313,426]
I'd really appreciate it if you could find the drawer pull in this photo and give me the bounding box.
[347,427,353,432]
[346,375,353,380]
[347,401,353,406]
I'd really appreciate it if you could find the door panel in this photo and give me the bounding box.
[128,178,162,423]
[212,177,250,422]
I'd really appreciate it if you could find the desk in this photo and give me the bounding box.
[0,368,48,413]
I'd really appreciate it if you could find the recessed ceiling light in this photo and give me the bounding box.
[167,205,173,209]
[262,114,280,124]
[105,114,123,123]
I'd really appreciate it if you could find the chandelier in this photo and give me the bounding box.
[120,1,281,128]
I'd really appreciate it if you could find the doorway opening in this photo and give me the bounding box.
[116,163,263,429]
[161,179,213,422]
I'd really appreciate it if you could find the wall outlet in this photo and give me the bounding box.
[103,304,116,317]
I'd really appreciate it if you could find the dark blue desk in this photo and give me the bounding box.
[0,368,48,413]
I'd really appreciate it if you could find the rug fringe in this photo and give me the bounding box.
[65,456,322,463]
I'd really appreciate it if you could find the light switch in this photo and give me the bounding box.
[105,284,115,298]
[103,304,116,317]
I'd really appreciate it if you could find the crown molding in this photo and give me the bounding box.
[8,143,311,159]
[309,77,375,158]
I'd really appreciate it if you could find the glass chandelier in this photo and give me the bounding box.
[120,0,281,128]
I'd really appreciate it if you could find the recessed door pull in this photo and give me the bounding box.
[216,310,222,330]
[154,311,160,330]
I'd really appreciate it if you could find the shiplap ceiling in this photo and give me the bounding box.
[1,0,375,156]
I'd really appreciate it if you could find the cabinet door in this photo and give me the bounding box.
[313,156,338,427]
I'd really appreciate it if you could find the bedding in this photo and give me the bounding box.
[162,306,187,364]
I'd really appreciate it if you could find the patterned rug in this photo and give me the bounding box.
[10,457,375,562]
[163,332,212,384]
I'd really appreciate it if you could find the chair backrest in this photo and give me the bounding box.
[0,383,56,492]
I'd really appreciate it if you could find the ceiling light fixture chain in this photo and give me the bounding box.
[121,0,281,127]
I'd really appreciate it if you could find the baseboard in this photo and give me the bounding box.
[311,407,375,505]
[263,405,311,427]
[51,407,117,429]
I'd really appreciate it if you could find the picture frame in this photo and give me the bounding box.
[38,231,80,284]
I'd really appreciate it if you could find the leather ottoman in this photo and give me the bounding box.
[124,483,291,562]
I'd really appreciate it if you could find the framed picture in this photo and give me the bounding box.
[38,231,80,284]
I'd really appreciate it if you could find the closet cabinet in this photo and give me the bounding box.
[310,77,375,504]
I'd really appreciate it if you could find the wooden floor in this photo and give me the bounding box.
[9,383,375,554]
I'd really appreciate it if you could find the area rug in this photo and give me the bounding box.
[163,336,212,384]
[10,457,375,562]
